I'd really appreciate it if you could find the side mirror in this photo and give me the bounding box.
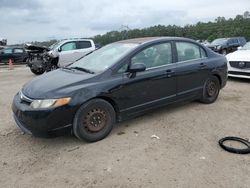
[58,48,62,52]
[129,63,146,73]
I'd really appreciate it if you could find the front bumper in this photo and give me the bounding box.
[12,93,78,137]
[228,63,250,79]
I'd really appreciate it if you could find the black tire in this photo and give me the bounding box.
[219,137,250,154]
[30,67,45,75]
[200,76,220,104]
[73,99,116,142]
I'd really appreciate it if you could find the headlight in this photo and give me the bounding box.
[216,45,221,49]
[30,97,71,109]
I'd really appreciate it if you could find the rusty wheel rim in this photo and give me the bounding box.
[83,108,107,132]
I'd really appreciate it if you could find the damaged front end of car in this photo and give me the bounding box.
[25,44,58,75]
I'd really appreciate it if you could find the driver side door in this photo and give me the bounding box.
[115,42,177,116]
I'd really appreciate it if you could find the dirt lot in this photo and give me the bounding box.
[1,65,250,188]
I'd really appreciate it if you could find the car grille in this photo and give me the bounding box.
[228,71,250,77]
[229,61,250,69]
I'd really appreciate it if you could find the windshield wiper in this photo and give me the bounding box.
[70,66,95,74]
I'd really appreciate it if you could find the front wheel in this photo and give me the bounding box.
[200,76,220,104]
[73,99,116,142]
[30,67,45,75]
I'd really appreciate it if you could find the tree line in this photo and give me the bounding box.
[25,11,250,47]
[93,11,250,46]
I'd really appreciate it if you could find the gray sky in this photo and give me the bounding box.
[0,0,249,44]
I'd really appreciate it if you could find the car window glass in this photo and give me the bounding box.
[228,39,233,44]
[61,42,77,51]
[72,43,138,73]
[14,49,24,53]
[117,63,129,73]
[200,47,207,58]
[3,48,12,54]
[78,41,92,49]
[176,42,203,62]
[131,43,172,69]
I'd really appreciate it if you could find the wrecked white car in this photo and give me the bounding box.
[26,39,96,75]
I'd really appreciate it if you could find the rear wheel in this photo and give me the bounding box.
[200,76,220,104]
[73,99,115,142]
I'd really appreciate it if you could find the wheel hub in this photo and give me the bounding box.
[84,108,107,132]
[206,80,216,97]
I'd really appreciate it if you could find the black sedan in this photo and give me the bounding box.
[0,47,28,64]
[12,37,227,142]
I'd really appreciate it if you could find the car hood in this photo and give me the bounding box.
[226,50,250,61]
[22,69,97,99]
[24,44,49,53]
[206,44,219,48]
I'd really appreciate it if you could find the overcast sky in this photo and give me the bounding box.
[0,0,249,44]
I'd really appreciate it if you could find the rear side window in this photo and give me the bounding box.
[176,42,207,62]
[78,41,92,49]
[14,49,24,53]
[61,42,77,51]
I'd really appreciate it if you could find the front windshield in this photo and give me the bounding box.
[211,38,227,45]
[70,43,138,73]
[241,42,250,50]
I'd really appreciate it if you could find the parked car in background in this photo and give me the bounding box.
[26,38,96,75]
[0,38,7,46]
[206,37,246,55]
[12,37,227,142]
[0,47,28,64]
[226,42,250,79]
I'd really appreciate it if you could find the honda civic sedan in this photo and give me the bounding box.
[12,37,227,142]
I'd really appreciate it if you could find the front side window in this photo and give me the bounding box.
[131,43,172,69]
[3,48,12,54]
[176,42,206,62]
[61,42,77,51]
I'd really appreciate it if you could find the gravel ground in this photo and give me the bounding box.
[1,65,250,188]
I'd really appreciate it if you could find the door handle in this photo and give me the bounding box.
[199,63,207,69]
[166,69,175,77]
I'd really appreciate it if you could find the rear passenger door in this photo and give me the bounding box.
[13,48,25,62]
[175,41,209,98]
[77,41,94,57]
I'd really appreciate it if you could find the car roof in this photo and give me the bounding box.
[116,37,194,45]
[4,46,23,49]
[62,38,93,42]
